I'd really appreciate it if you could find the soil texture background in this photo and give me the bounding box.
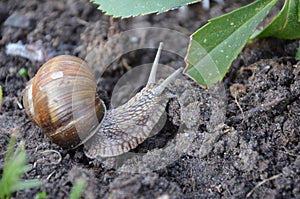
[0,0,300,198]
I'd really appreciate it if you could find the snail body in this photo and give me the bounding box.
[23,43,182,158]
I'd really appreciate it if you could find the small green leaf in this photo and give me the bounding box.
[256,0,300,39]
[184,0,278,88]
[35,191,47,199]
[69,179,87,199]
[19,68,28,78]
[91,0,200,18]
[296,42,300,61]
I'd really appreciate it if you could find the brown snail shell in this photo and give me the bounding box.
[23,55,106,149]
[23,43,182,158]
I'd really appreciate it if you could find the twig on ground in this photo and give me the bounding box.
[229,83,247,122]
[282,146,298,157]
[246,173,282,198]
[46,170,56,181]
[233,96,245,121]
[228,97,285,125]
[40,149,62,165]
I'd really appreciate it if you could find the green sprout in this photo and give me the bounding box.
[296,42,300,61]
[69,179,87,199]
[0,136,42,199]
[35,191,47,199]
[18,68,29,78]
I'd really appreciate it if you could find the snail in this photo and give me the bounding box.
[23,43,182,158]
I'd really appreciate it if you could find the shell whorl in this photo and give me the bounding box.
[23,43,182,157]
[23,55,106,148]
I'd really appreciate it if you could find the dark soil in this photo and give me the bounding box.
[1,0,300,199]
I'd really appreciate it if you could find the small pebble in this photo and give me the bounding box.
[4,12,36,29]
[5,43,45,62]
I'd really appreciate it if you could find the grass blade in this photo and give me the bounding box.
[0,137,42,198]
[10,180,42,193]
[69,179,87,199]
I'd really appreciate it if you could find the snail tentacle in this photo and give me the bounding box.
[23,43,182,158]
[152,67,183,96]
[147,42,163,86]
[84,44,181,158]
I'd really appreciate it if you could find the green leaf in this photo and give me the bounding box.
[256,0,300,39]
[35,191,47,199]
[296,42,300,61]
[4,134,16,163]
[69,179,87,199]
[91,0,200,18]
[298,0,300,22]
[0,136,17,198]
[0,137,42,199]
[19,68,29,78]
[10,180,42,193]
[184,0,278,88]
